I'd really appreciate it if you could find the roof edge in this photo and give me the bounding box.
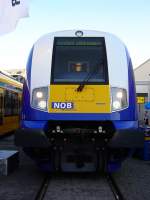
[134,58,150,71]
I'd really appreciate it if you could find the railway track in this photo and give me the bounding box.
[34,173,125,200]
[34,175,50,200]
[106,174,125,200]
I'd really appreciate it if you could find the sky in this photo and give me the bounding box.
[0,0,150,70]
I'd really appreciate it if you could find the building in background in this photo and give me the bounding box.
[134,59,150,123]
[6,68,25,83]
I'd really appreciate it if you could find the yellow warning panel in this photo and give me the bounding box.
[49,84,111,113]
[137,97,145,104]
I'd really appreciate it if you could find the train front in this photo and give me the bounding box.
[15,30,144,172]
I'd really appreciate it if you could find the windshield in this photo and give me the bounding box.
[51,37,108,84]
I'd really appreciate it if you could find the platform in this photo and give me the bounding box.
[0,150,19,176]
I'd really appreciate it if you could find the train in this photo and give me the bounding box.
[0,70,22,136]
[15,30,144,172]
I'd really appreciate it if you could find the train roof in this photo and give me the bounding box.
[0,70,23,89]
[35,30,124,45]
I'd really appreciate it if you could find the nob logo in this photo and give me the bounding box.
[52,102,73,109]
[12,0,20,7]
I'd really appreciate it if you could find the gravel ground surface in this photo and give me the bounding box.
[113,158,150,200]
[0,135,150,200]
[44,173,114,200]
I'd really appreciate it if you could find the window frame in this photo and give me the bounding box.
[51,37,109,85]
[4,89,19,117]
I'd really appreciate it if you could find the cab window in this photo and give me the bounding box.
[52,37,108,84]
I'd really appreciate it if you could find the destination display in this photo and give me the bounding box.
[56,38,104,46]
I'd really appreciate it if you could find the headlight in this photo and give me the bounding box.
[36,91,43,98]
[31,87,48,111]
[111,87,128,111]
[113,101,121,110]
[38,100,47,109]
[116,91,123,99]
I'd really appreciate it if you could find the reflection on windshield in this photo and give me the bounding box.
[52,37,108,84]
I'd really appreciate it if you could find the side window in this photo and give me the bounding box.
[0,91,3,125]
[4,90,20,116]
[12,92,19,115]
[4,90,12,116]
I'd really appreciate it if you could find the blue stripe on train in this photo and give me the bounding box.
[21,120,138,130]
[26,46,34,89]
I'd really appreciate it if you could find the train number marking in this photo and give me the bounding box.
[52,102,74,109]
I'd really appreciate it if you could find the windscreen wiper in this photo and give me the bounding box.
[76,60,104,92]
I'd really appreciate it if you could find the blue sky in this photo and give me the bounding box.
[0,0,150,69]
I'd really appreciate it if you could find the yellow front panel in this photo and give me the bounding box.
[49,85,111,113]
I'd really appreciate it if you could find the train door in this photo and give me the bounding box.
[0,88,4,125]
